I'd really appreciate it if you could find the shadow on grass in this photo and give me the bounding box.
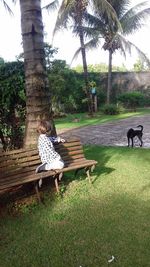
[62,145,115,187]
[85,145,115,181]
[0,191,150,267]
[0,145,115,216]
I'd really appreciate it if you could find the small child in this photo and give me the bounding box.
[36,120,65,173]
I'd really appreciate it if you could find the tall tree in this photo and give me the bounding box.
[19,0,55,147]
[44,0,120,113]
[78,0,150,104]
[45,0,92,113]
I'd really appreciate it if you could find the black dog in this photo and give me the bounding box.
[127,125,143,147]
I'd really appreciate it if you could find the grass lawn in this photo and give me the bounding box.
[55,108,150,129]
[0,146,150,267]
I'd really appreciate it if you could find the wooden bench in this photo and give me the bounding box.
[0,139,97,201]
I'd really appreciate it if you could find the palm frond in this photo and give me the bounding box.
[129,41,150,67]
[71,37,100,65]
[52,0,76,36]
[121,1,150,34]
[1,0,15,15]
[114,33,130,58]
[70,47,82,65]
[111,0,131,20]
[73,25,101,39]
[84,37,101,51]
[91,0,122,32]
[42,0,59,12]
[117,33,150,67]
[53,11,72,37]
[58,0,77,15]
[83,11,106,30]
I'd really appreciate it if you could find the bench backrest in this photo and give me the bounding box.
[0,139,85,190]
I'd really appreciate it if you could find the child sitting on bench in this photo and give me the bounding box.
[36,120,65,173]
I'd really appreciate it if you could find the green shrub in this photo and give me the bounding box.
[102,104,120,115]
[118,91,145,111]
[97,89,106,105]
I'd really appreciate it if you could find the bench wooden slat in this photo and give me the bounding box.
[1,157,89,181]
[0,143,83,163]
[1,157,92,181]
[0,160,97,191]
[0,159,95,184]
[0,159,96,186]
[0,147,84,168]
[0,143,83,162]
[1,153,85,174]
[0,138,98,195]
[0,139,81,158]
[0,150,38,163]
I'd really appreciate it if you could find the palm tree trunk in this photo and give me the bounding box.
[79,29,93,114]
[107,49,113,104]
[19,0,56,148]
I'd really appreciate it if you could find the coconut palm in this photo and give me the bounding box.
[1,0,56,147]
[44,0,121,113]
[74,0,150,104]
[45,0,93,112]
[19,0,56,147]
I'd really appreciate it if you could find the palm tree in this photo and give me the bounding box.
[44,0,120,113]
[19,0,56,147]
[1,0,56,147]
[45,0,93,113]
[77,0,150,104]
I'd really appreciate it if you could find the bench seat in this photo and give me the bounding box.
[0,139,97,200]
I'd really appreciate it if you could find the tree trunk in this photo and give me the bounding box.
[19,0,56,148]
[79,29,93,114]
[107,49,113,104]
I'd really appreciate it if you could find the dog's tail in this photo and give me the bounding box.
[137,125,143,132]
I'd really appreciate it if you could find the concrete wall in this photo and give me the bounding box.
[99,71,150,100]
[112,71,150,92]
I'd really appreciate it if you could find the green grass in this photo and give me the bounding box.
[55,108,150,129]
[0,146,150,267]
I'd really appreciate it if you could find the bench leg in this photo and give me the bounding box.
[54,176,59,193]
[85,165,96,183]
[34,182,41,202]
[91,164,95,172]
[53,172,63,193]
[58,172,63,181]
[85,167,92,183]
[75,165,96,183]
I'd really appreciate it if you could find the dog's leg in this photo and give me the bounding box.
[138,136,143,147]
[127,137,130,147]
[131,138,134,147]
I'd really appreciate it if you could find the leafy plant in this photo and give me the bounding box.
[118,91,145,111]
[48,60,86,114]
[102,104,120,115]
[0,61,25,150]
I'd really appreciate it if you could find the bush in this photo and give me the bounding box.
[97,89,106,106]
[118,91,145,111]
[102,104,120,115]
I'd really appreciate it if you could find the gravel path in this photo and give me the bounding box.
[58,114,150,148]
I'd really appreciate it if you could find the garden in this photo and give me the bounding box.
[0,0,150,267]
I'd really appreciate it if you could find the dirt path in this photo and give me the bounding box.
[58,114,150,148]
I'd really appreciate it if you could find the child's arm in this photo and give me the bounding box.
[50,136,65,143]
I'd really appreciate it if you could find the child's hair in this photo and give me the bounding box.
[37,121,51,135]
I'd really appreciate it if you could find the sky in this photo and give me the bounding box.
[0,0,150,69]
